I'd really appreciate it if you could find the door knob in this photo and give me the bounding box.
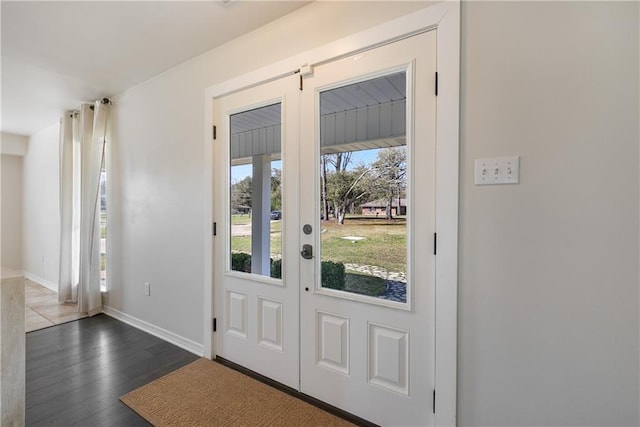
[300,244,313,260]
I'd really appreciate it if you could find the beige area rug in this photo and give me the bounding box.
[121,358,355,426]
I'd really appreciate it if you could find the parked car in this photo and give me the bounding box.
[270,211,282,220]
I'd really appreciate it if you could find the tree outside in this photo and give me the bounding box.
[321,146,407,224]
[230,166,282,214]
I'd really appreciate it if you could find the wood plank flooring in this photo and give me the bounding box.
[26,314,199,426]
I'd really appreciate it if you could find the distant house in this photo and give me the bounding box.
[361,198,407,216]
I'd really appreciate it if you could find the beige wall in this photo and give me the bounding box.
[22,124,60,288]
[1,154,23,270]
[1,132,27,271]
[1,132,28,156]
[459,2,638,425]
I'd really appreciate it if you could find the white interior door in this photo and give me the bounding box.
[299,30,437,426]
[213,74,300,389]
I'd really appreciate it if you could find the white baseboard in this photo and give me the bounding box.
[102,305,204,357]
[23,271,58,293]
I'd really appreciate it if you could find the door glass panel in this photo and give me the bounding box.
[229,103,282,279]
[319,72,407,303]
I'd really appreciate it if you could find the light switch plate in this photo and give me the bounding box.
[475,156,520,185]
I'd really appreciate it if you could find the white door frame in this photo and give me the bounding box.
[203,2,460,425]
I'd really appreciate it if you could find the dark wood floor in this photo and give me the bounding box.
[26,314,200,426]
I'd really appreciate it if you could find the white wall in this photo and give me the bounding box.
[1,154,24,270]
[459,2,639,425]
[22,124,60,289]
[105,1,638,425]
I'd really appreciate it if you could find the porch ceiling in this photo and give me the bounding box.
[230,72,407,163]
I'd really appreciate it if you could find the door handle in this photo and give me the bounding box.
[300,244,313,260]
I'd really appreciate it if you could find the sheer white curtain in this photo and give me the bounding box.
[58,99,110,315]
[58,112,77,303]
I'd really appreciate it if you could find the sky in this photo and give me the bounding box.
[231,148,381,183]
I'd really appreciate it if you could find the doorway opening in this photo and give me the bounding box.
[205,3,460,425]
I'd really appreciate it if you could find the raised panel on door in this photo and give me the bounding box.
[213,74,300,389]
[299,30,437,426]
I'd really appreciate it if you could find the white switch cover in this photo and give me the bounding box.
[475,157,520,185]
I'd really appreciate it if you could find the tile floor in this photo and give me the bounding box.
[25,279,87,332]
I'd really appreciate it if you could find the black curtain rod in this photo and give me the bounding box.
[89,98,111,110]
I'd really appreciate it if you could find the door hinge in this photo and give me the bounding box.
[434,232,437,255]
[299,74,303,91]
[435,72,439,96]
[213,318,217,332]
[433,389,436,414]
[213,125,217,140]
[213,222,217,236]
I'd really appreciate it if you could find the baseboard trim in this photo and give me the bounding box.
[102,305,204,357]
[24,271,57,293]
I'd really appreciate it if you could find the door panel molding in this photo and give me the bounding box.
[316,310,350,375]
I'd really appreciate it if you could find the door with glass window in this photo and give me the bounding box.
[213,30,437,425]
[213,74,300,389]
[299,30,437,426]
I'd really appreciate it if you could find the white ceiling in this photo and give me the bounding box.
[1,1,309,136]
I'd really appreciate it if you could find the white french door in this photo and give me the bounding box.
[299,30,437,426]
[213,74,300,389]
[213,30,437,425]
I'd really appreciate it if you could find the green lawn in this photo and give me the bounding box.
[231,218,282,257]
[230,213,407,275]
[231,214,251,225]
[321,215,406,273]
[96,211,404,296]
